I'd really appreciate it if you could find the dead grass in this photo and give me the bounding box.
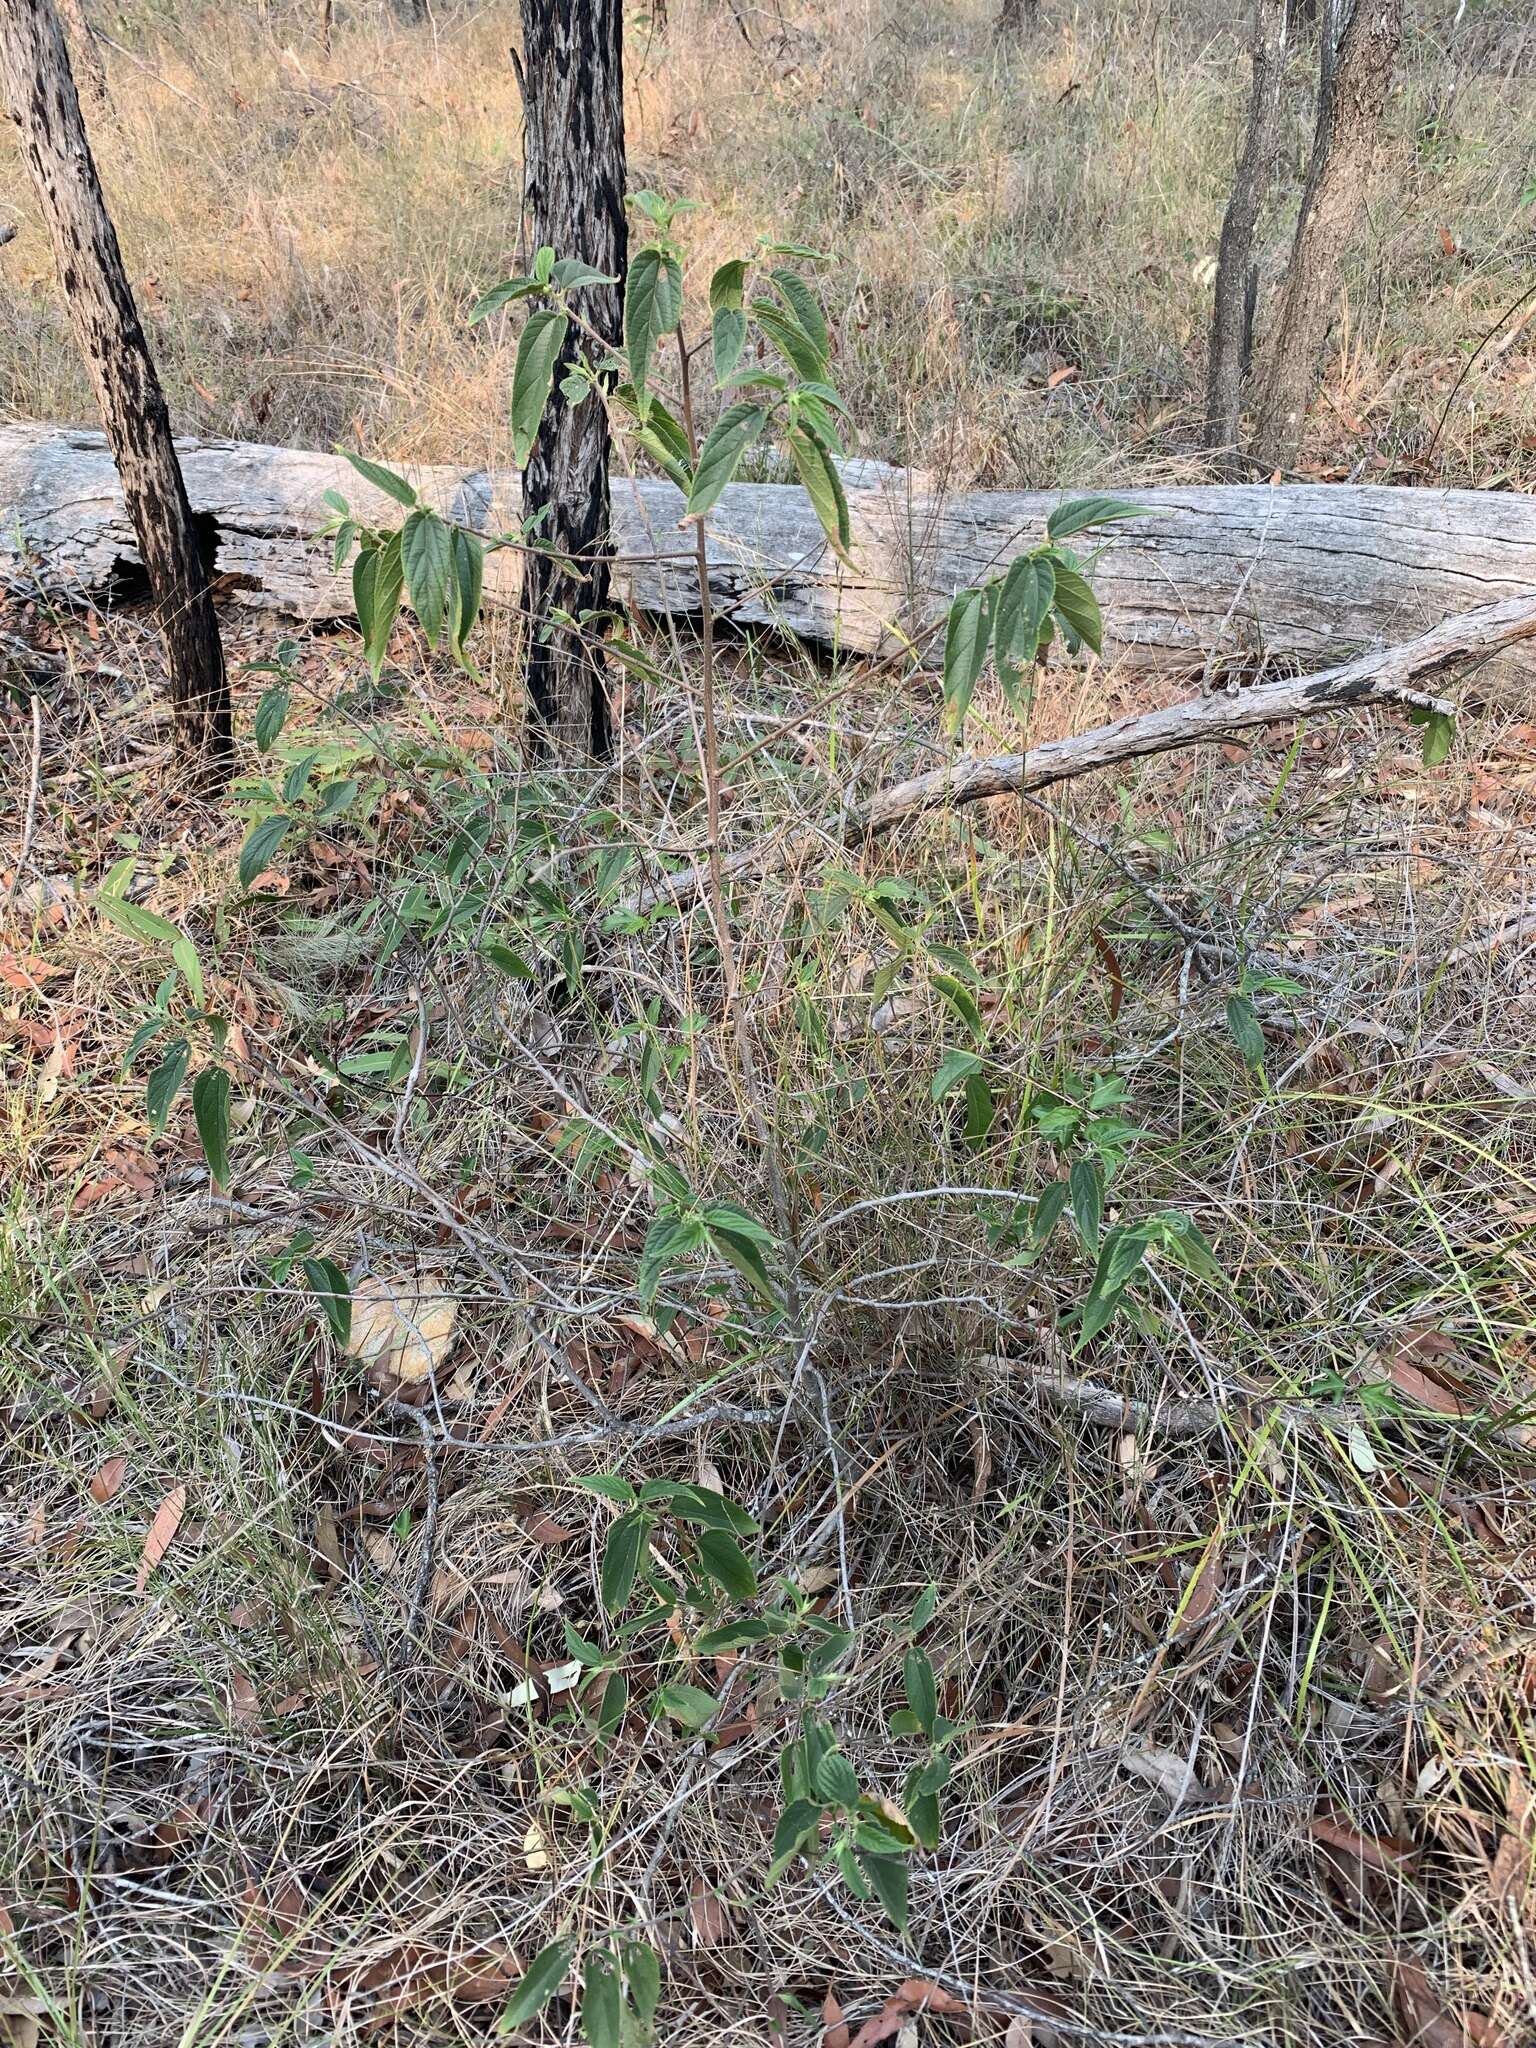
[4,2,1536,2044]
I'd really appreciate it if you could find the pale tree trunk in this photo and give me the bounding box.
[0,0,231,780]
[56,0,106,114]
[1205,0,1289,468]
[518,0,626,762]
[1254,0,1401,470]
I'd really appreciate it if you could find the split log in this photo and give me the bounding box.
[3,421,1536,683]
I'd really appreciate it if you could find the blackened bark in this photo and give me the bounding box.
[57,0,106,114]
[0,0,230,780]
[1254,0,1401,470]
[997,0,1039,31]
[1205,0,1289,468]
[518,0,626,762]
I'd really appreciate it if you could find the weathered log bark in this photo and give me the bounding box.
[0,5,230,780]
[1254,0,1402,470]
[518,0,626,762]
[1205,0,1289,467]
[6,424,1536,690]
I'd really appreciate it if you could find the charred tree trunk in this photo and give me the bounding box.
[0,0,230,780]
[997,0,1039,32]
[518,0,626,762]
[1254,0,1400,470]
[56,0,106,114]
[1205,0,1289,468]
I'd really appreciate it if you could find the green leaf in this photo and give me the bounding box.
[401,509,452,650]
[192,1067,231,1189]
[712,308,748,384]
[170,936,203,1007]
[931,970,983,1038]
[902,1645,937,1735]
[652,1681,719,1731]
[697,1527,759,1601]
[753,298,826,382]
[770,268,829,359]
[469,275,541,323]
[302,1255,351,1344]
[1034,1179,1069,1250]
[785,423,851,557]
[1151,1209,1223,1284]
[622,1941,660,2025]
[637,1209,705,1302]
[1045,495,1146,542]
[511,308,569,468]
[238,814,290,890]
[814,1750,861,1807]
[96,892,182,947]
[596,1669,628,1741]
[1226,993,1266,1072]
[909,1581,939,1631]
[994,554,1055,680]
[354,532,404,679]
[932,1046,982,1101]
[575,1473,636,1505]
[858,1852,909,1933]
[942,584,996,733]
[498,1938,572,2033]
[1420,709,1455,768]
[146,1039,189,1132]
[1078,1225,1150,1345]
[710,258,749,313]
[482,941,536,982]
[768,1798,824,1881]
[338,448,417,507]
[601,1509,649,1613]
[551,257,618,289]
[706,1222,779,1305]
[580,1947,620,2048]
[1050,563,1103,655]
[687,403,768,520]
[1069,1155,1103,1254]
[253,684,289,753]
[625,247,683,398]
[907,1788,941,1850]
[448,527,485,662]
[695,1617,782,1654]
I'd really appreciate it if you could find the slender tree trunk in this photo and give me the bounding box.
[1253,0,1401,470]
[997,0,1039,31]
[320,0,333,56]
[518,0,626,762]
[1205,0,1289,468]
[0,0,230,780]
[56,0,106,113]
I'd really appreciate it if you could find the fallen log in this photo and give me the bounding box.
[628,592,1536,913]
[3,420,1536,680]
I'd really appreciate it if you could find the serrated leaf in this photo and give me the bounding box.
[710,259,749,313]
[498,1938,572,2032]
[1045,494,1147,542]
[785,423,851,556]
[770,267,829,358]
[146,1039,189,1132]
[623,1941,660,2023]
[652,1681,719,1731]
[601,1509,649,1612]
[753,299,825,382]
[448,527,484,663]
[401,508,452,650]
[858,1851,909,1932]
[686,403,768,519]
[338,448,417,507]
[994,553,1055,680]
[302,1255,351,1344]
[253,684,289,753]
[1078,1225,1150,1345]
[1050,563,1103,654]
[354,533,404,679]
[1069,1155,1103,1254]
[469,275,540,323]
[576,1471,637,1506]
[192,1067,231,1189]
[942,583,996,733]
[625,247,682,398]
[551,257,618,289]
[1226,993,1266,1072]
[814,1750,861,1807]
[902,1645,937,1735]
[697,1527,758,1601]
[238,814,290,889]
[511,308,569,468]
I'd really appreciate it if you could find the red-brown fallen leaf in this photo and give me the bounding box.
[1091,928,1124,1023]
[227,1667,262,1729]
[1392,1957,1489,2048]
[1387,1353,1466,1417]
[688,1875,734,1946]
[135,1484,187,1592]
[822,1986,851,2048]
[849,1981,972,2047]
[88,1453,129,1504]
[1309,1810,1416,1872]
[1047,364,1079,389]
[1179,1542,1224,1632]
[0,950,63,991]
[1438,227,1458,258]
[521,1503,578,1546]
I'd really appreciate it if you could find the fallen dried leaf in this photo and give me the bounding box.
[88,1453,128,1504]
[1309,1809,1415,1872]
[521,1503,578,1546]
[1393,1957,1476,2048]
[688,1876,734,1946]
[227,1667,262,1728]
[135,1484,186,1592]
[822,1986,851,2048]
